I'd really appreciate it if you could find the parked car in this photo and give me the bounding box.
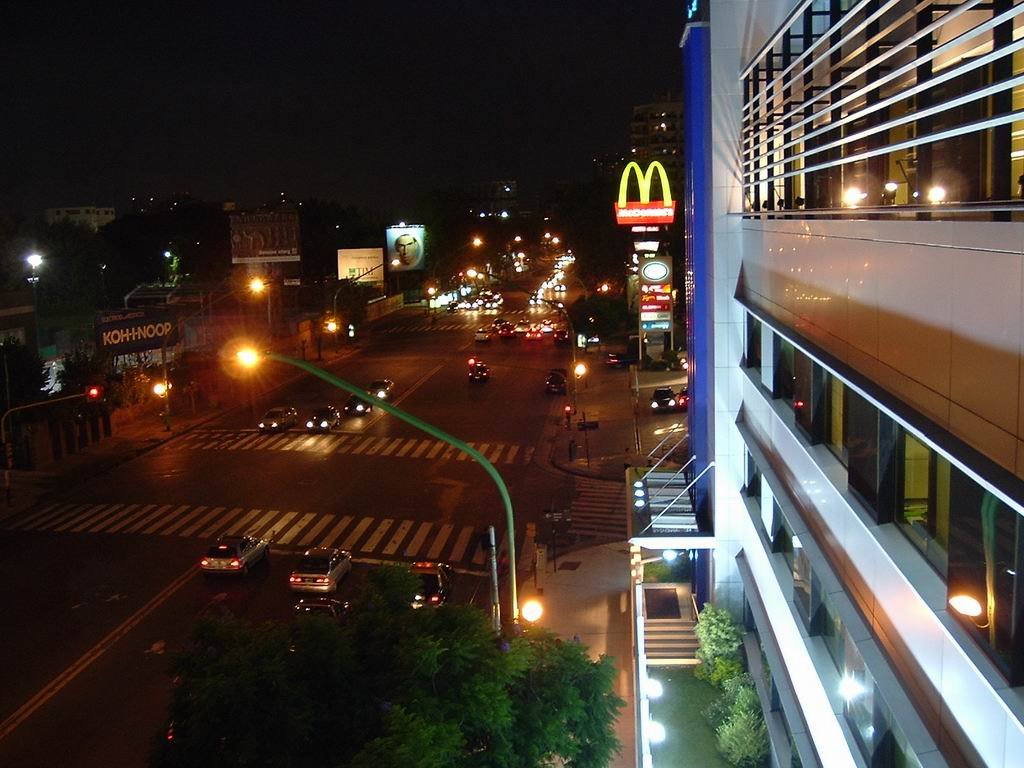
[293,597,351,622]
[605,351,640,368]
[288,548,352,593]
[545,371,567,394]
[200,535,269,576]
[258,406,298,433]
[306,406,341,432]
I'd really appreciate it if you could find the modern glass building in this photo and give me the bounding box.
[664,1,1024,765]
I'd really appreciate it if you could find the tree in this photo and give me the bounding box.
[694,603,744,674]
[56,344,108,394]
[567,295,629,342]
[152,566,623,767]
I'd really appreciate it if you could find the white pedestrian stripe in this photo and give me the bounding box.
[569,479,627,539]
[7,502,522,570]
[164,430,535,465]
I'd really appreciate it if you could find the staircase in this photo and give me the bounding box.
[642,584,700,666]
[641,468,699,534]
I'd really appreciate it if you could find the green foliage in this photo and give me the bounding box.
[567,295,628,341]
[643,560,672,583]
[106,366,152,408]
[695,603,744,671]
[705,674,757,728]
[707,656,744,687]
[57,344,108,394]
[717,708,770,768]
[152,566,622,768]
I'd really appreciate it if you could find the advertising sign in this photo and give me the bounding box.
[230,211,301,264]
[614,161,676,226]
[639,256,673,332]
[385,225,426,272]
[337,248,384,282]
[96,308,178,354]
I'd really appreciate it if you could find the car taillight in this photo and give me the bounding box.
[200,558,209,567]
[429,594,441,604]
[315,577,328,583]
[289,575,300,583]
[230,559,241,568]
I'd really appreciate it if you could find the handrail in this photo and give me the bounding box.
[640,461,715,535]
[652,455,697,495]
[646,430,676,459]
[691,592,700,622]
[646,435,691,475]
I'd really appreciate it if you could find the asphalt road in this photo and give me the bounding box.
[0,292,594,767]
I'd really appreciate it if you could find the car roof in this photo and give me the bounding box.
[303,547,339,557]
[653,387,675,394]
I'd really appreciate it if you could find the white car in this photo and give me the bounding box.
[200,535,269,576]
[289,548,352,593]
[474,328,493,342]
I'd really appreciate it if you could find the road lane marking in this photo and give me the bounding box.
[382,520,413,555]
[278,513,316,545]
[456,443,474,461]
[199,506,245,538]
[487,444,503,463]
[426,441,446,459]
[404,522,432,557]
[89,504,139,533]
[160,506,208,536]
[504,445,519,464]
[412,440,433,458]
[21,502,85,530]
[523,447,535,464]
[361,519,393,552]
[426,524,454,559]
[297,514,335,547]
[109,504,157,533]
[331,434,354,452]
[449,525,475,562]
[9,502,62,529]
[340,517,374,550]
[0,563,198,744]
[349,437,376,454]
[180,506,226,537]
[251,510,288,538]
[364,437,389,455]
[318,515,352,548]
[396,439,416,457]
[471,542,486,565]
[225,508,262,536]
[142,504,191,535]
[126,504,173,533]
[230,434,263,450]
[317,435,342,453]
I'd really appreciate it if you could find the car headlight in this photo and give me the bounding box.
[271,422,278,428]
[668,400,676,406]
[320,420,328,428]
[651,402,658,409]
[377,391,386,398]
[306,420,314,428]
[356,404,365,412]
[259,422,265,428]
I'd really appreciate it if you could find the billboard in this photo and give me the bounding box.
[385,225,426,272]
[614,161,676,226]
[639,256,673,332]
[230,211,301,264]
[96,308,178,354]
[338,248,384,282]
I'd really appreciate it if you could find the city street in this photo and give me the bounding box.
[0,291,642,767]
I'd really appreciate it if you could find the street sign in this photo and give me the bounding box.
[576,420,600,431]
[283,277,301,286]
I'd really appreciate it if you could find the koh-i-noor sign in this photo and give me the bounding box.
[614,161,676,226]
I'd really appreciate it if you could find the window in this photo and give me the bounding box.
[746,448,762,500]
[792,541,813,627]
[773,337,795,402]
[825,375,847,466]
[844,389,898,522]
[746,314,762,370]
[895,432,950,576]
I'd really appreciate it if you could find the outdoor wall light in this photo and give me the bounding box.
[884,182,898,193]
[838,675,865,702]
[645,678,664,699]
[927,185,947,204]
[648,720,666,744]
[842,186,866,206]
[662,550,678,563]
[948,594,983,618]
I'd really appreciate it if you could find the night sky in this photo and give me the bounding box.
[2,1,684,216]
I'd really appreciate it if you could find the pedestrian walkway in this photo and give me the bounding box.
[165,429,536,465]
[4,501,516,573]
[568,478,628,540]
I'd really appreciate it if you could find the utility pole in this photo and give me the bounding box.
[487,525,501,633]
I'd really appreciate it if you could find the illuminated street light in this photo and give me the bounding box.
[574,362,587,379]
[391,257,401,267]
[163,250,172,259]
[472,237,483,247]
[466,268,479,278]
[248,277,266,294]
[26,253,43,270]
[600,282,610,293]
[236,347,260,368]
[325,320,338,333]
[152,381,169,398]
[426,286,437,296]
[543,232,552,239]
[884,181,899,193]
[513,235,522,243]
[551,237,560,245]
[521,599,543,623]
[842,186,866,207]
[928,185,947,204]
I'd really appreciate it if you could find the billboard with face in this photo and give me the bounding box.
[385,225,426,272]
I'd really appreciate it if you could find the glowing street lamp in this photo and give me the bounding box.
[325,320,338,333]
[248,277,266,294]
[521,599,543,623]
[26,253,43,270]
[152,381,169,398]
[551,237,560,245]
[391,257,401,267]
[574,362,587,379]
[472,237,483,247]
[236,347,260,368]
[466,268,479,279]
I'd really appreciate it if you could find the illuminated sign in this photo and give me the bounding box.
[338,248,384,281]
[95,308,178,354]
[615,161,675,226]
[640,261,670,282]
[386,225,427,272]
[230,211,301,264]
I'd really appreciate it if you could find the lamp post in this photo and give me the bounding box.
[233,347,521,624]
[25,253,42,305]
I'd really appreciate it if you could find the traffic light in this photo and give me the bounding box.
[564,403,572,428]
[86,385,103,401]
[467,358,476,366]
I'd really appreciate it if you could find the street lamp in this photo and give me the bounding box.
[521,599,543,623]
[25,253,42,304]
[231,348,522,623]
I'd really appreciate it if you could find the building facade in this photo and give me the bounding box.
[675,1,1024,766]
[631,94,684,198]
[44,206,115,231]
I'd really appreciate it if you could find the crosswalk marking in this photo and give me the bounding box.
[160,505,208,536]
[90,503,139,533]
[340,517,374,550]
[383,520,413,555]
[362,519,393,553]
[404,522,432,557]
[181,506,226,537]
[427,523,454,559]
[6,501,518,570]
[142,504,190,535]
[297,514,336,547]
[199,506,244,538]
[319,515,352,548]
[166,430,537,466]
[110,504,157,533]
[449,525,475,562]
[569,479,627,539]
[225,508,263,536]
[278,513,316,545]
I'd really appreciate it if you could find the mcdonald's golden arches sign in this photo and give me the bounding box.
[614,160,676,226]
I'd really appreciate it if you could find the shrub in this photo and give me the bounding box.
[717,708,770,767]
[707,656,744,687]
[643,561,672,583]
[705,673,755,728]
[694,604,744,668]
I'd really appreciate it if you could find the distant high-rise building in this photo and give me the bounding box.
[45,206,115,231]
[466,180,518,218]
[630,92,683,189]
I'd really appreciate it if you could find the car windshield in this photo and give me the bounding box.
[346,396,368,406]
[206,544,239,557]
[369,381,389,390]
[653,388,674,398]
[264,409,287,419]
[418,574,441,594]
[312,408,335,418]
[297,557,330,573]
